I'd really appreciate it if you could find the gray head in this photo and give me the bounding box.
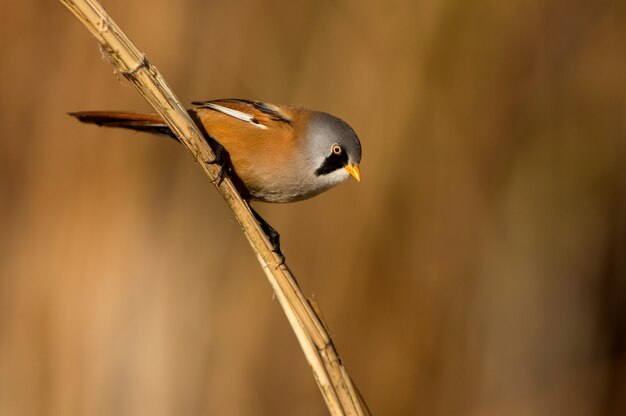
[306,111,362,186]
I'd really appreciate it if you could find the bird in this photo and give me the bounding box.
[69,99,362,259]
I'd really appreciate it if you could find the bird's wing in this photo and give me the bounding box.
[192,99,294,129]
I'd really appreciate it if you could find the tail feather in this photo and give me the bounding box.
[68,111,177,138]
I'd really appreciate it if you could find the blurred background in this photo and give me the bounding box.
[1,0,625,415]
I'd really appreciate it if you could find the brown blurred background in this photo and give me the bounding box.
[1,1,625,415]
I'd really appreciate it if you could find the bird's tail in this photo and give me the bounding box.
[68,111,177,138]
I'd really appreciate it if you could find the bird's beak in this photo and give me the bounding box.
[345,164,361,182]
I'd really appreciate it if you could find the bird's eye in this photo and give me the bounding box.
[332,145,342,155]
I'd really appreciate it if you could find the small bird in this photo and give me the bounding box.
[70,99,362,258]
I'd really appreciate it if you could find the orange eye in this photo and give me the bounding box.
[332,145,342,155]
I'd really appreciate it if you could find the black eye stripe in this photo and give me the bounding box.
[315,152,349,176]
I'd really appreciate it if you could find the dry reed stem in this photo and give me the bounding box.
[59,1,368,414]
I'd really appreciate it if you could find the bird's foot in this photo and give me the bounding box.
[251,207,285,266]
[204,138,232,185]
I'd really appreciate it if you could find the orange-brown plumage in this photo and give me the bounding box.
[192,101,314,199]
[70,99,361,203]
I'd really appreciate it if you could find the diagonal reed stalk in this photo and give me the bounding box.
[59,1,369,414]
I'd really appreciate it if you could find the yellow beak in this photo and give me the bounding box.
[344,164,361,182]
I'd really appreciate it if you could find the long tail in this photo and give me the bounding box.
[68,111,178,139]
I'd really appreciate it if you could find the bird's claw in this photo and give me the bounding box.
[204,139,231,185]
